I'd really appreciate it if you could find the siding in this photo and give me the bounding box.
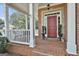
[77,4,79,55]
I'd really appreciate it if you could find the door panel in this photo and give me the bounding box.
[47,16,57,38]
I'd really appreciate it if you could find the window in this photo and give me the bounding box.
[9,7,26,30]
[8,6,29,44]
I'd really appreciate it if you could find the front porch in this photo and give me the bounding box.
[6,36,65,56]
[32,37,65,56]
[0,3,77,56]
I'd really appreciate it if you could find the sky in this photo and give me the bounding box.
[0,3,4,19]
[0,3,15,20]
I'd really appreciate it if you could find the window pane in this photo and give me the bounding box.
[9,7,26,29]
[8,6,30,43]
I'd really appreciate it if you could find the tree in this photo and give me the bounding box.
[0,19,4,25]
[10,12,26,29]
[10,12,38,30]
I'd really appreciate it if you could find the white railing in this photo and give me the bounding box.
[8,29,30,45]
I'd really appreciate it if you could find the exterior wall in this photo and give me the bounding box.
[77,4,79,55]
[7,43,32,56]
[38,3,67,48]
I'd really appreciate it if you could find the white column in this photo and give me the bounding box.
[4,4,9,38]
[25,4,29,43]
[67,3,77,55]
[29,3,35,47]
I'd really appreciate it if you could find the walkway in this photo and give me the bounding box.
[32,37,66,56]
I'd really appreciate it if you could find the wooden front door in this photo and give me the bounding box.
[47,16,57,38]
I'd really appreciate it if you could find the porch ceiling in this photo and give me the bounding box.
[38,3,62,9]
[6,3,62,16]
[6,3,29,15]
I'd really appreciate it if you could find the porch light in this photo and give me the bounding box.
[47,4,50,10]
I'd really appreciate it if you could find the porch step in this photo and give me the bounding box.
[32,51,52,56]
[33,47,65,56]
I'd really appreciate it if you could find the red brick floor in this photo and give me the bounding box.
[0,53,20,56]
[32,37,66,56]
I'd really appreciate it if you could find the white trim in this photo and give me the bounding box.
[10,40,29,45]
[67,3,77,55]
[4,4,9,38]
[57,15,59,37]
[46,16,48,37]
[44,10,61,15]
[66,49,77,55]
[42,10,62,38]
[29,3,35,48]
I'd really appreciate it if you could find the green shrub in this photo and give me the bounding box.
[58,24,63,41]
[42,26,46,34]
[0,37,9,53]
[0,32,2,36]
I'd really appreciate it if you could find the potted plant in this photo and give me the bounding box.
[0,37,9,53]
[42,26,46,40]
[58,24,63,41]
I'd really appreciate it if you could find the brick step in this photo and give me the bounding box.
[32,51,52,56]
[33,47,65,56]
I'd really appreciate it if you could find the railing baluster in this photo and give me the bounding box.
[8,29,29,45]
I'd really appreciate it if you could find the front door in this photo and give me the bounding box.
[47,16,57,38]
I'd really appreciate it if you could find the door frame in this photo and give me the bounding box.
[42,10,62,38]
